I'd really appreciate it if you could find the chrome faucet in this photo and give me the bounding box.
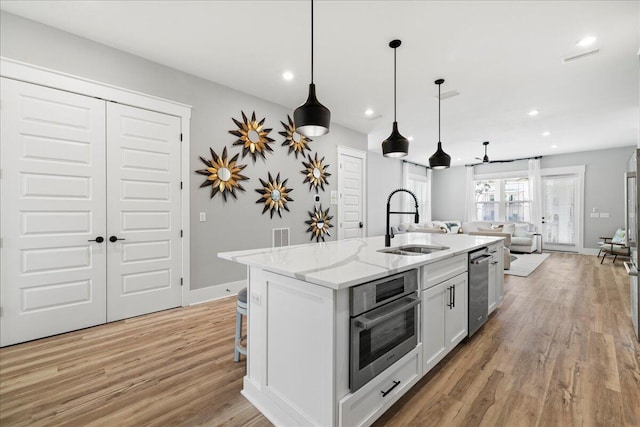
[385,188,419,247]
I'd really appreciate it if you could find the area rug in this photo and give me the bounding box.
[505,253,550,277]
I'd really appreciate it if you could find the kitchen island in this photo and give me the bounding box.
[219,233,504,427]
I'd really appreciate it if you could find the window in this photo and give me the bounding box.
[475,177,530,222]
[403,163,430,223]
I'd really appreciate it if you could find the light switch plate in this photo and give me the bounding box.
[600,212,609,218]
[330,190,338,205]
[199,212,206,222]
[251,291,262,306]
[590,212,599,218]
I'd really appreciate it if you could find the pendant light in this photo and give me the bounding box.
[294,0,331,137]
[382,39,409,158]
[429,78,451,169]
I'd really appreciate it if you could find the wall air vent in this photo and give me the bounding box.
[272,228,290,248]
[433,90,459,100]
[562,48,600,63]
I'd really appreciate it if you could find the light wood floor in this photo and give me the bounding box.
[1,253,639,426]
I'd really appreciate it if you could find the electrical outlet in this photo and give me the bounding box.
[251,292,262,306]
[199,212,206,222]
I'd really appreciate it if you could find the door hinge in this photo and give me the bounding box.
[180,133,183,142]
[181,278,183,286]
[180,230,183,238]
[180,181,183,189]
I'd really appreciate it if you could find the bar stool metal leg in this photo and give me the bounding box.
[234,288,248,362]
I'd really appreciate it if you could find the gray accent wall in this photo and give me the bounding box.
[432,146,636,249]
[366,152,403,236]
[0,12,368,290]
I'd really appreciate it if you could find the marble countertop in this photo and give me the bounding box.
[219,233,503,290]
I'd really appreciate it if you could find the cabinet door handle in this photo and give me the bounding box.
[88,236,104,243]
[447,286,453,309]
[381,380,401,397]
[109,236,126,243]
[452,284,455,308]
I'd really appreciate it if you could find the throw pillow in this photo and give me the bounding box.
[502,223,516,236]
[477,227,496,232]
[513,223,529,237]
[491,224,504,230]
[612,228,626,244]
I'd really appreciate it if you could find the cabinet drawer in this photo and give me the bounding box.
[422,253,468,290]
[339,347,422,427]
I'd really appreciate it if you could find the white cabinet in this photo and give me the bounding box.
[487,243,504,314]
[421,271,468,374]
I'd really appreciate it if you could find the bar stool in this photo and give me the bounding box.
[234,287,247,362]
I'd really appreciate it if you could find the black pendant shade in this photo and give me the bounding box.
[382,39,409,158]
[294,0,330,138]
[382,122,409,157]
[294,83,330,137]
[429,78,451,169]
[429,141,451,169]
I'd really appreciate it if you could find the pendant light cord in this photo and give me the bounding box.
[438,81,441,142]
[393,46,397,122]
[311,0,314,84]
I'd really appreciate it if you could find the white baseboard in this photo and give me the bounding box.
[580,248,601,256]
[188,280,247,305]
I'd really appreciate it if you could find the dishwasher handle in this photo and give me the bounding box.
[470,254,492,264]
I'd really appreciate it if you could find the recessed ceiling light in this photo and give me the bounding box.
[551,145,558,149]
[408,136,414,141]
[542,131,551,137]
[282,71,294,81]
[577,36,596,47]
[528,109,539,117]
[364,108,374,117]
[456,157,462,161]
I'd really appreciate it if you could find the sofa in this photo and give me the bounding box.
[461,221,537,254]
[396,218,538,254]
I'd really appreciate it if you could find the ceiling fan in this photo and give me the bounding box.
[472,141,517,165]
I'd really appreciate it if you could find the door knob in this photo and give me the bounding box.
[88,236,104,243]
[359,221,364,228]
[109,236,126,243]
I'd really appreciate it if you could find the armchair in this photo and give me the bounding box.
[598,229,630,264]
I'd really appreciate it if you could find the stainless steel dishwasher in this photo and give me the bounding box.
[468,248,491,336]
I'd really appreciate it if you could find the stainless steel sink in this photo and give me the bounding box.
[378,244,450,256]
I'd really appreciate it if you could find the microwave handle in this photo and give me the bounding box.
[354,295,420,330]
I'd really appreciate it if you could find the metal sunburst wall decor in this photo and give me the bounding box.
[255,172,294,218]
[301,152,331,193]
[229,111,275,161]
[196,146,248,201]
[305,204,333,242]
[279,115,312,158]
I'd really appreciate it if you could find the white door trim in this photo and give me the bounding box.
[337,146,367,240]
[1,57,192,306]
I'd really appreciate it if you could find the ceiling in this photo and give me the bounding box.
[1,1,638,167]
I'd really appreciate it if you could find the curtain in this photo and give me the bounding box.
[528,158,542,231]
[464,165,476,221]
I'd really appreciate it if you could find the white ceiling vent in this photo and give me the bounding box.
[562,48,600,63]
[434,90,460,100]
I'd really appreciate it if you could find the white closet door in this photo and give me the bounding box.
[106,103,182,322]
[0,78,107,346]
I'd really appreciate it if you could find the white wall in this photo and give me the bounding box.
[432,146,636,249]
[0,11,369,294]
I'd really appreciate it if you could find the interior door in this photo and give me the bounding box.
[0,78,107,346]
[106,103,182,321]
[338,147,366,240]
